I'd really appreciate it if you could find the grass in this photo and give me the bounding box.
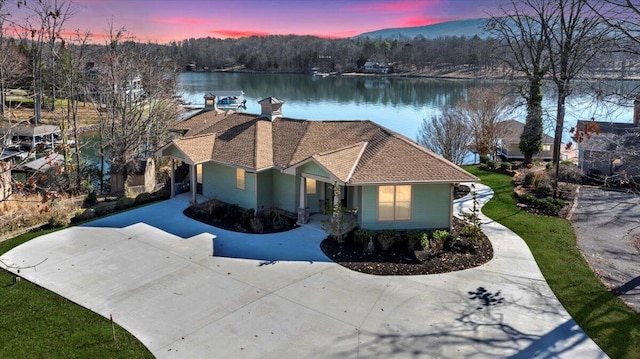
[0,232,154,358]
[465,166,640,359]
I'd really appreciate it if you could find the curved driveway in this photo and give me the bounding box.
[0,185,606,358]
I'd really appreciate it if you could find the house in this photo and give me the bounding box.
[156,96,478,231]
[496,119,554,161]
[363,61,390,74]
[577,117,640,178]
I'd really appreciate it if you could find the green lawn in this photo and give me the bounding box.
[465,166,640,359]
[0,229,153,359]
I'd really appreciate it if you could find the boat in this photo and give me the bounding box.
[204,90,246,110]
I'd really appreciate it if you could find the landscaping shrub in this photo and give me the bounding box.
[479,154,490,164]
[353,228,375,245]
[134,192,154,205]
[402,230,424,252]
[249,217,264,233]
[518,193,566,216]
[420,232,429,250]
[535,182,553,198]
[376,230,399,251]
[486,160,497,169]
[115,197,135,210]
[70,208,95,224]
[48,211,70,228]
[460,224,483,244]
[154,188,171,200]
[500,162,513,171]
[557,163,584,184]
[93,202,116,216]
[83,191,97,207]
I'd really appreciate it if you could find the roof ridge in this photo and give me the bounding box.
[175,132,218,141]
[315,141,368,157]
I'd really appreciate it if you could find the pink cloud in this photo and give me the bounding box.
[401,16,454,27]
[210,29,270,38]
[152,17,207,25]
[347,0,442,13]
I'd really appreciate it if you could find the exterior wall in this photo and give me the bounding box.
[504,142,553,160]
[360,183,452,230]
[300,162,330,179]
[272,170,296,213]
[201,162,257,210]
[581,150,640,177]
[256,170,274,210]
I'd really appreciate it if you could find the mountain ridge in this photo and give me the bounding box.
[353,18,489,40]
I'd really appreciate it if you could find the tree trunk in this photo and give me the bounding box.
[553,83,568,199]
[520,78,544,166]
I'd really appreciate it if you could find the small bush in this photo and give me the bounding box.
[353,228,375,244]
[420,232,429,250]
[535,182,553,198]
[460,224,483,244]
[402,230,424,252]
[500,162,513,171]
[134,192,154,205]
[518,193,566,216]
[522,171,536,186]
[557,164,584,183]
[154,188,171,200]
[94,201,116,217]
[70,208,95,224]
[479,154,490,164]
[376,230,399,251]
[115,197,135,210]
[486,160,497,169]
[249,217,264,233]
[48,211,69,228]
[83,191,98,207]
[433,229,450,242]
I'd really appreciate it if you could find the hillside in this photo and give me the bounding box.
[354,18,488,40]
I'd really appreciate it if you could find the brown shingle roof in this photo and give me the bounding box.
[170,133,217,164]
[498,119,554,143]
[165,109,478,183]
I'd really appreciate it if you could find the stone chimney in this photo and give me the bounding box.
[635,94,640,126]
[258,97,284,121]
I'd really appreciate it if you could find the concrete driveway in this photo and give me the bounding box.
[1,186,606,358]
[572,187,640,313]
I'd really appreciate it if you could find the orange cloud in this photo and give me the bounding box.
[210,29,270,38]
[152,17,207,25]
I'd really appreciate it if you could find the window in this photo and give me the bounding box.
[236,168,245,189]
[542,144,551,151]
[306,178,317,195]
[378,185,412,221]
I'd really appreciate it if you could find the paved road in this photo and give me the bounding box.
[572,187,640,313]
[1,187,606,358]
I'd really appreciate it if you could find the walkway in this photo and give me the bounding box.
[0,185,607,358]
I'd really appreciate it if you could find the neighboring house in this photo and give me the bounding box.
[157,96,478,231]
[496,119,554,161]
[363,61,390,74]
[577,119,640,178]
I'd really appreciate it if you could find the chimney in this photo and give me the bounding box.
[258,96,284,121]
[635,94,640,126]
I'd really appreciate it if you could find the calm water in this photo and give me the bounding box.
[178,72,638,143]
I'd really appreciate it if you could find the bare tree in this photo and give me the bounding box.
[417,108,471,165]
[487,0,550,165]
[91,25,178,196]
[456,86,514,159]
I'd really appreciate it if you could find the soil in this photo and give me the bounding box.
[320,217,493,276]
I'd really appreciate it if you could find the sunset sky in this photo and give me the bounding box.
[8,0,506,43]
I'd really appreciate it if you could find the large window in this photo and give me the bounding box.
[378,185,412,221]
[306,178,317,195]
[542,144,551,151]
[236,168,245,190]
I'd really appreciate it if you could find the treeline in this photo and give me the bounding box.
[168,35,501,73]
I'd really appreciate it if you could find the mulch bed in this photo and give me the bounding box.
[320,217,493,276]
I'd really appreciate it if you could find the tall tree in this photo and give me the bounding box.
[544,0,612,197]
[91,25,178,196]
[417,108,471,165]
[456,86,514,159]
[487,0,550,165]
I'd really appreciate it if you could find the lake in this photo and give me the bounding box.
[177,72,638,144]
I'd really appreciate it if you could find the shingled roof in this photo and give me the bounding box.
[162,109,478,184]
